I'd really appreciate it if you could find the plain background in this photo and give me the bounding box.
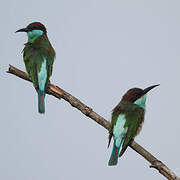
[1,0,180,179]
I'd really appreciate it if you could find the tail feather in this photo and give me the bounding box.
[108,142,120,166]
[38,89,45,114]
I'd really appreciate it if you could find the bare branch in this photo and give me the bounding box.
[7,65,180,180]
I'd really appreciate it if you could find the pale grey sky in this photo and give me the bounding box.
[1,0,180,179]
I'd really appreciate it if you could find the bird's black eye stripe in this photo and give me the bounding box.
[27,27,42,32]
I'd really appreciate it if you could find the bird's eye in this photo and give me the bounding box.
[26,27,32,32]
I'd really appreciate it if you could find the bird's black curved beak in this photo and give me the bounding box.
[143,84,159,94]
[15,28,28,33]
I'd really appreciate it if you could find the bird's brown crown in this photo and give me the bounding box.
[27,22,47,33]
[121,88,144,103]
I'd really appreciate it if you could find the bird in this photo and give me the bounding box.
[16,22,55,114]
[108,84,159,166]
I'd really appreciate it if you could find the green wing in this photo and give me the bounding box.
[119,104,144,157]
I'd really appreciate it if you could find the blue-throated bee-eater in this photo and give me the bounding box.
[108,84,159,166]
[16,22,55,114]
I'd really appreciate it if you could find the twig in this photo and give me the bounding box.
[7,65,180,180]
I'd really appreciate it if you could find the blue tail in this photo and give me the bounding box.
[38,89,45,114]
[108,142,120,166]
